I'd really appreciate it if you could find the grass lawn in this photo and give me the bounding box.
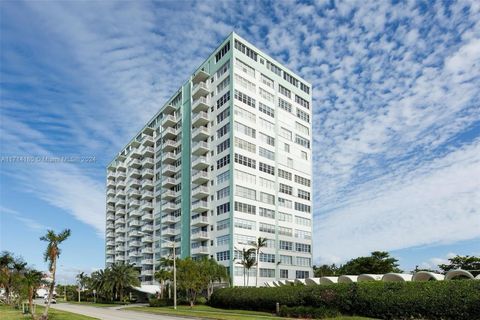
[126,305,374,320]
[59,301,125,308]
[0,304,99,320]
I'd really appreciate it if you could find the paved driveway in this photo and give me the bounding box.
[47,302,190,320]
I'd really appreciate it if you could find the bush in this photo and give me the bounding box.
[209,281,480,319]
[149,298,173,307]
[279,305,339,318]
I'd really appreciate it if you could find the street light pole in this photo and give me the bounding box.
[172,244,177,310]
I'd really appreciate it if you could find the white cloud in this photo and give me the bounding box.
[0,206,48,231]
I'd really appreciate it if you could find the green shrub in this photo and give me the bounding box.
[149,298,173,307]
[209,281,480,320]
[279,305,339,318]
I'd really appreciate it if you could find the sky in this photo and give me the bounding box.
[1,0,479,283]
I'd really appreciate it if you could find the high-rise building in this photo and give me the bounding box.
[105,32,313,286]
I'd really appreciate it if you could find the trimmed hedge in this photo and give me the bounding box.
[209,281,480,319]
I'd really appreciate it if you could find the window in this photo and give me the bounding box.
[295,95,309,110]
[295,229,311,240]
[278,226,292,236]
[278,212,292,223]
[234,153,256,169]
[234,137,256,153]
[259,177,275,189]
[259,133,275,146]
[234,39,258,61]
[298,189,310,201]
[260,74,274,88]
[217,108,230,124]
[259,147,275,160]
[296,270,310,279]
[234,90,256,108]
[279,240,293,251]
[280,269,289,278]
[301,151,308,160]
[279,127,292,141]
[216,91,230,110]
[217,219,229,231]
[217,235,229,246]
[217,154,230,169]
[295,122,309,136]
[266,60,282,76]
[259,253,275,263]
[217,202,230,215]
[295,202,311,213]
[259,103,275,118]
[279,183,292,195]
[279,85,291,98]
[235,73,256,92]
[284,143,290,153]
[234,217,256,230]
[297,257,311,267]
[259,118,275,131]
[217,76,230,93]
[259,162,275,175]
[217,170,230,184]
[235,185,256,200]
[260,268,275,278]
[235,169,256,184]
[300,82,310,94]
[234,121,256,138]
[295,216,311,227]
[278,98,292,113]
[217,123,230,138]
[217,186,230,200]
[278,198,292,208]
[259,222,275,234]
[295,243,311,253]
[217,138,230,154]
[278,169,292,180]
[283,72,299,87]
[294,175,311,187]
[287,157,293,168]
[280,255,293,265]
[235,201,256,215]
[216,60,230,78]
[235,234,255,245]
[215,41,230,63]
[259,88,274,102]
[295,134,310,149]
[235,58,255,77]
[296,108,310,123]
[259,192,275,205]
[259,207,275,219]
[216,250,230,261]
[234,105,256,123]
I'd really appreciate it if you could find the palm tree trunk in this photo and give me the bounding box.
[42,258,56,319]
[243,268,246,287]
[256,249,260,287]
[28,287,35,319]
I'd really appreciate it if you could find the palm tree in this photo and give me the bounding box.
[0,252,27,305]
[253,237,268,287]
[235,248,255,286]
[23,269,44,318]
[90,269,112,301]
[154,269,171,299]
[40,229,71,320]
[109,264,140,302]
[76,272,87,302]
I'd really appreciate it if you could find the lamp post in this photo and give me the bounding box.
[162,239,177,310]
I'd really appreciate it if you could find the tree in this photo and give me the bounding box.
[253,237,267,287]
[154,268,171,299]
[235,248,255,286]
[338,251,402,275]
[200,258,228,299]
[23,269,44,319]
[40,229,71,320]
[313,264,339,277]
[176,258,208,307]
[108,264,140,302]
[76,272,88,302]
[0,251,27,305]
[89,269,112,301]
[438,255,480,276]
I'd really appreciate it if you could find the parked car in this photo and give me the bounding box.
[44,295,56,304]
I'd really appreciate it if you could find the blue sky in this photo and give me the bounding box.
[1,0,479,282]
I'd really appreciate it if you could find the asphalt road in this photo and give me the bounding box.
[37,301,190,320]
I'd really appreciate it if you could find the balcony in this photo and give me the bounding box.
[192,96,209,113]
[129,199,141,208]
[191,231,209,241]
[192,171,209,184]
[161,227,177,236]
[130,240,141,247]
[163,103,177,115]
[128,168,141,178]
[106,214,115,221]
[141,225,154,233]
[107,205,115,213]
[162,189,178,200]
[192,185,209,199]
[107,180,115,188]
[192,141,209,156]
[115,255,125,261]
[142,236,153,243]
[161,214,177,224]
[192,126,209,141]
[127,179,141,189]
[141,135,154,147]
[130,148,141,158]
[140,201,153,211]
[161,115,178,128]
[161,152,177,164]
[129,210,141,218]
[129,230,142,238]
[141,213,153,221]
[141,179,154,190]
[192,69,209,84]
[106,240,115,246]
[141,158,154,168]
[141,191,154,200]
[106,189,115,198]
[162,201,178,212]
[192,156,209,170]
[142,146,154,157]
[129,220,141,227]
[114,218,125,226]
[192,81,209,99]
[191,215,209,227]
[141,247,153,254]
[141,269,154,276]
[106,231,114,238]
[129,251,142,258]
[115,237,125,243]
[115,191,125,199]
[106,258,114,264]
[162,139,179,152]
[191,246,209,255]
[115,200,126,207]
[116,208,126,216]
[107,196,116,205]
[115,245,125,251]
[162,127,178,139]
[128,159,141,168]
[141,169,154,179]
[192,111,209,127]
[162,177,178,188]
[116,181,126,189]
[192,200,208,213]
[115,228,126,234]
[116,171,126,180]
[161,164,178,176]
[141,259,153,265]
[128,188,141,198]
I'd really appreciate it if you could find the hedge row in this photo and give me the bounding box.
[209,281,480,319]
